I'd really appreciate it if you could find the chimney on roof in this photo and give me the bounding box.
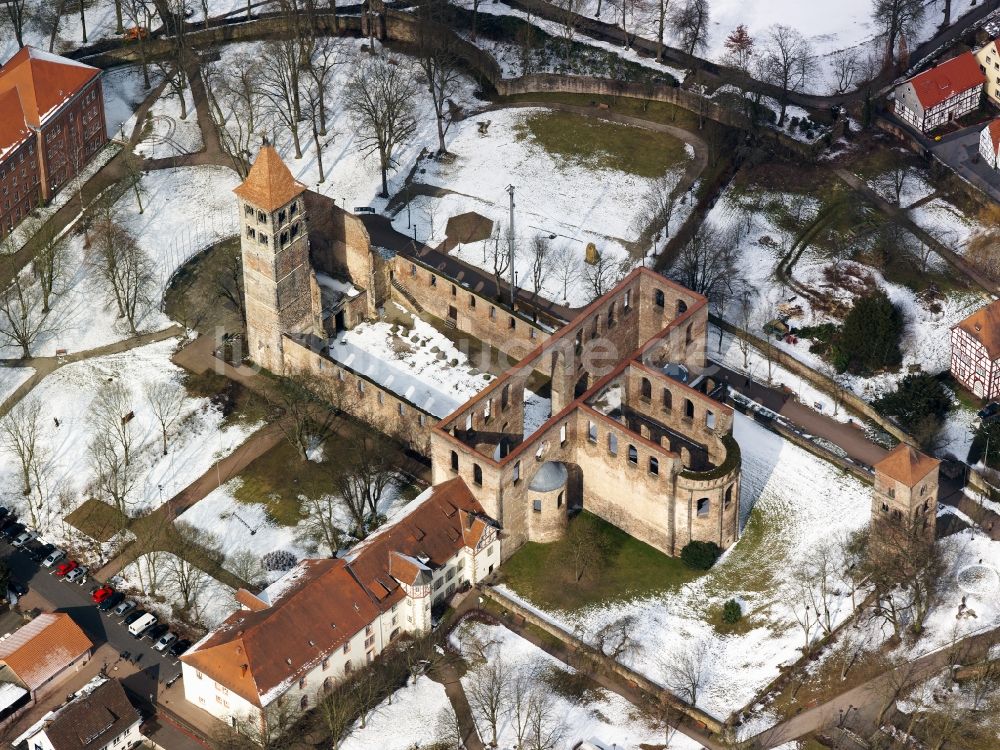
[241,664,249,677]
[286,658,292,666]
[976,323,982,331]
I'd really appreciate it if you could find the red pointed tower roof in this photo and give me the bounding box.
[233,145,306,213]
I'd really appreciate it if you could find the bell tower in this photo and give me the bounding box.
[872,443,940,542]
[234,146,321,373]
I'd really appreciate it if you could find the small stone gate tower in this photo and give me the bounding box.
[234,146,322,373]
[872,443,940,540]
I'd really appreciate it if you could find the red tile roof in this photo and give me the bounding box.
[875,443,940,487]
[182,477,497,707]
[233,145,306,213]
[0,47,100,128]
[907,52,985,109]
[0,88,31,159]
[985,119,1000,155]
[954,299,1000,360]
[0,613,92,691]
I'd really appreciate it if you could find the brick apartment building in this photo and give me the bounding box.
[0,46,107,239]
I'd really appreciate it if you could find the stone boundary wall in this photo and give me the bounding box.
[481,586,725,733]
[282,335,435,455]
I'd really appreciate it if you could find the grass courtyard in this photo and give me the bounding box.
[500,511,701,612]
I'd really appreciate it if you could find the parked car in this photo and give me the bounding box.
[54,560,78,577]
[98,592,125,611]
[122,610,146,627]
[168,639,191,658]
[978,402,1000,423]
[145,623,169,642]
[0,516,18,533]
[7,579,27,597]
[114,600,137,618]
[27,543,54,562]
[43,548,65,567]
[92,585,114,604]
[154,631,177,652]
[11,530,34,548]
[129,613,157,638]
[0,506,10,520]
[1,523,25,541]
[65,566,89,584]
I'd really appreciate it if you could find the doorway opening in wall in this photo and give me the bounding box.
[335,311,347,332]
[448,305,458,323]
[574,372,589,399]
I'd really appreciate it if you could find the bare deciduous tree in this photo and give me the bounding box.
[583,252,630,301]
[145,380,186,456]
[344,55,418,197]
[872,0,925,66]
[661,639,709,705]
[670,222,741,307]
[2,0,28,48]
[549,242,581,304]
[215,240,246,325]
[0,397,44,498]
[760,24,816,127]
[415,5,464,154]
[302,493,347,556]
[559,518,609,583]
[527,235,553,315]
[0,267,49,359]
[259,39,305,159]
[324,428,401,539]
[466,657,510,746]
[670,0,710,57]
[121,0,154,88]
[270,373,346,462]
[634,171,680,254]
[594,614,638,658]
[202,54,266,179]
[88,218,154,335]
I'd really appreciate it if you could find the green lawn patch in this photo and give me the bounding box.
[500,511,701,611]
[65,498,128,542]
[514,110,688,178]
[232,440,333,526]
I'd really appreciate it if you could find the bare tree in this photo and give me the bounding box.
[168,523,223,616]
[509,666,537,749]
[415,4,464,154]
[876,165,909,205]
[324,428,401,538]
[145,380,186,456]
[634,171,680,254]
[120,146,148,214]
[593,614,638,658]
[121,0,154,89]
[302,493,347,555]
[549,242,581,303]
[583,252,630,301]
[872,0,925,66]
[88,429,139,517]
[226,549,266,589]
[466,658,511,746]
[0,397,44,498]
[258,38,305,159]
[215,241,246,325]
[344,55,418,197]
[830,49,859,95]
[527,235,553,315]
[88,218,154,335]
[553,0,583,61]
[655,0,673,62]
[0,268,49,359]
[434,704,464,750]
[154,57,189,121]
[760,25,816,127]
[487,221,513,303]
[202,54,266,179]
[2,0,27,48]
[661,639,709,705]
[559,517,609,583]
[670,222,740,306]
[134,548,166,596]
[670,0,710,57]
[526,687,567,750]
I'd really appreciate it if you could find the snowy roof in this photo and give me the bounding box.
[0,46,100,137]
[183,477,497,708]
[0,613,92,691]
[904,52,985,109]
[233,145,306,212]
[0,682,26,712]
[23,679,139,750]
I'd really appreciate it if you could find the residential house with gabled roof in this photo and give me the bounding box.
[951,299,1000,399]
[12,677,142,750]
[0,46,107,238]
[974,38,1000,106]
[894,51,985,133]
[978,118,1000,168]
[0,613,93,704]
[180,476,500,730]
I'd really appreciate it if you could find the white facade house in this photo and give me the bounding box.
[951,300,1000,399]
[13,678,142,750]
[181,476,500,731]
[979,119,1000,168]
[894,51,985,132]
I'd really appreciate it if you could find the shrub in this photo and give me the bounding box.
[262,550,298,572]
[831,290,903,374]
[722,599,742,624]
[680,540,722,570]
[873,373,951,438]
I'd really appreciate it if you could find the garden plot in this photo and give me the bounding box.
[115,552,238,629]
[177,475,413,584]
[210,40,483,211]
[0,340,258,547]
[0,165,240,358]
[395,107,691,307]
[339,675,452,750]
[451,620,705,749]
[327,306,494,418]
[499,413,872,721]
[134,86,203,158]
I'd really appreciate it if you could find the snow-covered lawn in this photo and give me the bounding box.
[499,413,872,721]
[339,676,452,750]
[115,551,239,629]
[452,620,705,749]
[394,107,691,307]
[328,306,494,418]
[177,475,413,583]
[0,367,34,405]
[911,197,984,255]
[134,86,203,158]
[0,340,258,549]
[102,64,160,140]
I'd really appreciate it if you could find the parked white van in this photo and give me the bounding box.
[128,612,157,638]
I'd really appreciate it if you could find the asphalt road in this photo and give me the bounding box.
[2,539,183,691]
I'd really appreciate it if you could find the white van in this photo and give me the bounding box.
[128,613,157,638]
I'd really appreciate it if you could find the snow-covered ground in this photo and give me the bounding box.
[328,306,494,418]
[0,367,34,405]
[395,107,691,307]
[452,620,708,749]
[115,551,239,629]
[498,413,873,721]
[177,476,413,583]
[0,340,259,551]
[911,197,985,255]
[134,86,203,158]
[101,64,160,140]
[2,165,240,359]
[339,675,452,750]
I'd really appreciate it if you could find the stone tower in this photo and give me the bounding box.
[872,443,940,541]
[234,146,322,373]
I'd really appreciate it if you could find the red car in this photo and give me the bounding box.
[92,585,114,603]
[54,560,78,577]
